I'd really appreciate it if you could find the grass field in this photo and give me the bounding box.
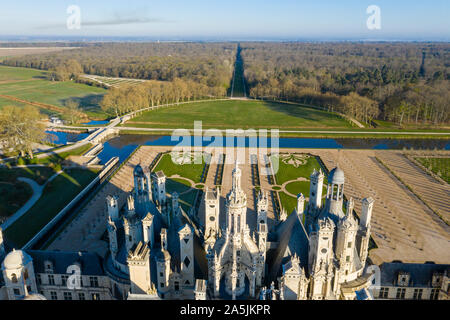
[0,166,58,217]
[415,157,450,183]
[153,153,206,183]
[3,168,99,248]
[152,153,207,212]
[123,99,352,130]
[270,153,327,214]
[0,66,107,119]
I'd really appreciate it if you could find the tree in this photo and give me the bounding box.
[65,99,81,124]
[0,105,45,159]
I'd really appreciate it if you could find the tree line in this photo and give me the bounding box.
[240,42,449,126]
[2,42,236,94]
[100,78,226,117]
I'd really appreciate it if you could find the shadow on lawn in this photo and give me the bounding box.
[264,101,344,123]
[59,93,105,111]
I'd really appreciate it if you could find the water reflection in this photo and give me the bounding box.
[95,135,450,165]
[44,131,89,145]
[82,120,110,126]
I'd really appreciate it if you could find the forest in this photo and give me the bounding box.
[2,42,236,94]
[240,42,449,126]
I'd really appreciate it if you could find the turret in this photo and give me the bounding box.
[179,224,194,287]
[358,197,375,267]
[155,171,167,204]
[226,162,247,236]
[325,167,345,219]
[106,195,119,222]
[107,217,118,258]
[142,212,154,248]
[336,198,358,277]
[309,169,324,210]
[360,197,374,229]
[127,242,152,294]
[204,187,220,241]
[296,193,305,221]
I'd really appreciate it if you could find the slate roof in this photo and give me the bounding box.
[269,211,310,281]
[380,262,450,287]
[26,250,105,276]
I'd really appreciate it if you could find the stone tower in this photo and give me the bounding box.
[1,250,38,300]
[124,194,143,252]
[107,216,119,258]
[134,164,152,206]
[309,168,324,210]
[179,224,194,287]
[106,195,119,222]
[325,167,345,219]
[142,212,154,248]
[155,171,167,204]
[204,187,220,242]
[226,162,247,237]
[308,218,335,299]
[358,197,374,266]
[336,198,358,277]
[127,242,152,295]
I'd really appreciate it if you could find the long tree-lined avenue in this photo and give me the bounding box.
[229,44,247,98]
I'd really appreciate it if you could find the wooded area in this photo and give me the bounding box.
[240,42,449,126]
[2,42,236,92]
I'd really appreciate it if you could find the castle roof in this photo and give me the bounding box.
[270,210,310,281]
[380,262,450,287]
[2,249,32,270]
[329,166,345,185]
[26,250,104,275]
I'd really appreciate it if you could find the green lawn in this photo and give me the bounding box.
[0,65,46,81]
[270,153,328,214]
[123,99,352,130]
[271,153,327,185]
[0,166,59,217]
[0,66,107,119]
[152,153,207,212]
[4,168,99,248]
[0,181,32,217]
[415,157,449,183]
[152,153,207,183]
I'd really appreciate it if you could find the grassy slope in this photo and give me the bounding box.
[0,66,107,119]
[124,100,352,130]
[4,168,98,248]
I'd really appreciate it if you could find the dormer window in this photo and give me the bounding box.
[432,272,443,287]
[44,261,54,274]
[397,271,410,286]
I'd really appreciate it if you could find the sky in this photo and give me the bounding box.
[0,0,449,41]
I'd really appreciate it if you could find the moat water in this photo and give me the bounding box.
[43,131,449,165]
[94,135,450,165]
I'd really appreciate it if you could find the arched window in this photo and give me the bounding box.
[11,273,18,283]
[24,269,29,280]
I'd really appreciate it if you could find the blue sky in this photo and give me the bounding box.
[0,0,449,40]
